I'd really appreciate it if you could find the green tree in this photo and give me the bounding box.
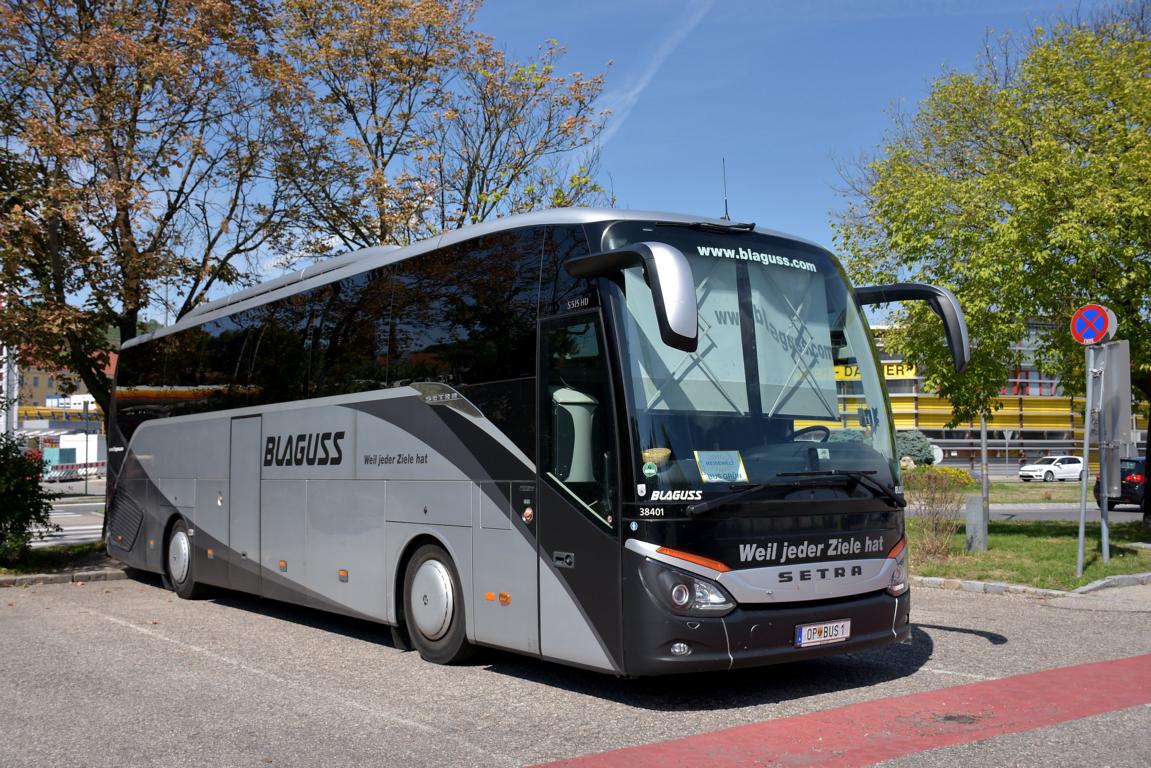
[835,13,1151,423]
[0,434,58,562]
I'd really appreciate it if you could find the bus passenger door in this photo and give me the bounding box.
[228,416,262,594]
[536,315,624,673]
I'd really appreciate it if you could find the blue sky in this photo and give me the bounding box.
[474,0,1107,252]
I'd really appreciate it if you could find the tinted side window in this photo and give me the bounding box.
[113,340,169,444]
[452,228,543,458]
[389,227,543,387]
[307,271,393,397]
[113,315,253,442]
[243,292,312,406]
[114,227,545,450]
[540,224,593,316]
[450,227,543,384]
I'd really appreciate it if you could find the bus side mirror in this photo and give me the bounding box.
[565,242,698,353]
[854,282,971,373]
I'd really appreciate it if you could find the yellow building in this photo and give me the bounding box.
[856,354,1146,470]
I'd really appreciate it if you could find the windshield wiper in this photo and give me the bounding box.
[685,470,905,517]
[685,483,774,517]
[778,470,906,508]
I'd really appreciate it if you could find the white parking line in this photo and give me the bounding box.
[89,610,515,766]
[921,667,992,680]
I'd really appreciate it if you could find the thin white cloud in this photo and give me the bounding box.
[598,0,716,147]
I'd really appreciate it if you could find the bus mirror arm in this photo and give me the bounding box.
[566,242,698,353]
[854,282,971,373]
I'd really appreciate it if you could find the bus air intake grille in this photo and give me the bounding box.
[108,493,144,551]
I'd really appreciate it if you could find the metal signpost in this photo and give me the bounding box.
[0,297,13,437]
[967,415,990,553]
[0,342,16,437]
[83,400,90,496]
[1071,304,1126,577]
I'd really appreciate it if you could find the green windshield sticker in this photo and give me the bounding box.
[694,451,748,483]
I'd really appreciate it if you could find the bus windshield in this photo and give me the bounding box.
[603,223,897,501]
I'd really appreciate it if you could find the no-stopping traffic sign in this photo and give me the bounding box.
[1070,304,1117,345]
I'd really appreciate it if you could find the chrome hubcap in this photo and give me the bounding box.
[169,530,190,585]
[410,559,453,641]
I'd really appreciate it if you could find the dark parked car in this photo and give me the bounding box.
[1093,457,1146,510]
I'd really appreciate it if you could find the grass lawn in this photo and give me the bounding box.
[0,542,106,576]
[910,519,1151,591]
[984,480,1091,504]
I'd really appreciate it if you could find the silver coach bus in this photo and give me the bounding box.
[105,208,968,675]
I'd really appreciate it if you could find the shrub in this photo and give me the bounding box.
[0,434,59,563]
[903,466,967,561]
[895,429,935,465]
[928,466,977,488]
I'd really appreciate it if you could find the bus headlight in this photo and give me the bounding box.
[641,559,735,617]
[886,536,908,596]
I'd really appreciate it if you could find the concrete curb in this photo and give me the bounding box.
[1072,572,1151,594]
[910,575,1067,597]
[0,567,127,588]
[912,571,1151,598]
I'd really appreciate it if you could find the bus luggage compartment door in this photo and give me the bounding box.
[472,481,539,654]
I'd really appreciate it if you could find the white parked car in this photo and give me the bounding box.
[1019,455,1084,482]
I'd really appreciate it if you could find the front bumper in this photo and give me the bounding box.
[622,588,911,676]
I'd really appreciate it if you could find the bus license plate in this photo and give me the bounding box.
[795,619,851,648]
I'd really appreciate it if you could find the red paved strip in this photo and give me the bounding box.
[537,654,1151,768]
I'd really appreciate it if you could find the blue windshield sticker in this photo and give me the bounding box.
[694,451,748,483]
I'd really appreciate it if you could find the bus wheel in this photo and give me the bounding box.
[166,519,205,600]
[403,544,474,664]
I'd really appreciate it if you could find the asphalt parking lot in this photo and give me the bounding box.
[2,573,1149,767]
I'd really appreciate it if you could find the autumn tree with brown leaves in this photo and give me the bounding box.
[0,0,289,411]
[269,0,609,255]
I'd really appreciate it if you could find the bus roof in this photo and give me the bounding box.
[124,207,824,350]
